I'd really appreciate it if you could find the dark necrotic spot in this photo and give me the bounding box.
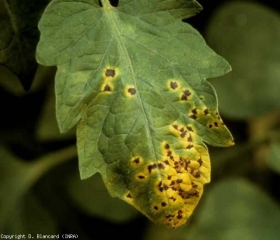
[187,144,193,150]
[181,94,187,101]
[161,202,167,207]
[128,88,136,95]
[168,176,172,180]
[187,126,193,132]
[104,84,111,91]
[138,175,145,179]
[214,122,218,127]
[159,187,164,192]
[148,164,157,173]
[158,163,165,169]
[170,81,178,89]
[109,0,119,7]
[133,158,140,164]
[197,158,203,166]
[191,169,201,178]
[176,179,183,183]
[164,143,170,149]
[184,90,191,97]
[189,114,197,119]
[180,130,187,138]
[204,109,209,115]
[181,90,191,100]
[126,193,132,199]
[164,160,169,165]
[169,196,176,201]
[192,108,197,114]
[172,124,178,130]
[154,206,159,210]
[187,135,192,142]
[209,124,213,128]
[105,69,115,77]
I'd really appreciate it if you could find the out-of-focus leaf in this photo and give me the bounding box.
[268,141,280,174]
[4,192,57,235]
[0,64,56,96]
[206,2,280,119]
[185,178,280,240]
[0,0,49,90]
[66,171,139,223]
[37,0,233,228]
[0,145,77,233]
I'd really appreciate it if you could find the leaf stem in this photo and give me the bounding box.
[26,145,77,188]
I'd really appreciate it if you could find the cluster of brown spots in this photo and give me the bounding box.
[189,108,198,119]
[102,67,118,93]
[154,142,203,202]
[181,89,192,101]
[190,169,201,179]
[170,81,179,90]
[171,123,195,143]
[148,163,165,173]
[128,88,137,95]
[208,121,219,129]
[180,182,199,199]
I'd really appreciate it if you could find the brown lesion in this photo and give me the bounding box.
[105,69,115,77]
[103,84,111,92]
[128,88,137,95]
[170,81,179,90]
[181,89,192,101]
[126,193,133,199]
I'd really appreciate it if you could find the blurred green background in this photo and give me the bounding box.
[1,0,280,239]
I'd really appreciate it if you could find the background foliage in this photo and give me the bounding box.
[1,0,280,239]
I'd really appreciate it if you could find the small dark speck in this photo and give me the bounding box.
[214,122,218,127]
[161,202,167,207]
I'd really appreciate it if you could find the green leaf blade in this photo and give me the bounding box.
[36,0,233,228]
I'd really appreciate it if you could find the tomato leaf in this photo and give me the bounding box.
[36,0,233,228]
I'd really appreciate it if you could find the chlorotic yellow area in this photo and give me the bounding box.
[122,122,211,228]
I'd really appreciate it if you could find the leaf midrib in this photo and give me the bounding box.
[103,1,157,156]
[102,0,176,222]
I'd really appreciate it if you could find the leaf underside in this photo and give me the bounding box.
[36,0,234,228]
